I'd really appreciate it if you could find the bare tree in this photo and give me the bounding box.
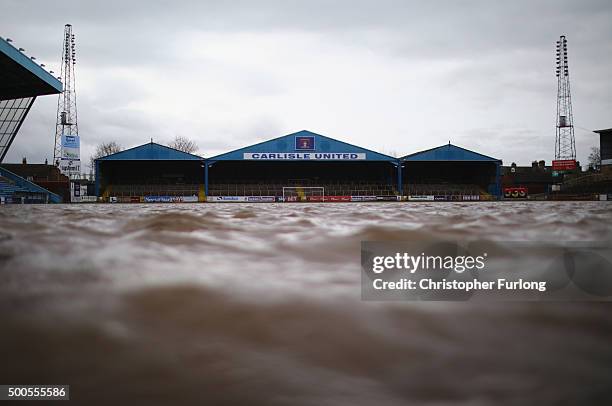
[93,141,122,159]
[168,136,198,154]
[89,141,122,177]
[588,146,601,170]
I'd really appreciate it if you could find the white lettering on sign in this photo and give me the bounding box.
[243,152,366,160]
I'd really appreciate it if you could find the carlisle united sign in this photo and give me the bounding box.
[243,152,366,160]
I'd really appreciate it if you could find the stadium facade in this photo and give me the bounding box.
[0,36,63,203]
[95,142,205,203]
[401,143,502,200]
[95,130,502,202]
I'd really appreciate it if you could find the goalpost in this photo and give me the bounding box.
[282,187,325,202]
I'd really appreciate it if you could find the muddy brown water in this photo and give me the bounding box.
[1,202,611,405]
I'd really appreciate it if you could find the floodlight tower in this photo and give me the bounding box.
[554,35,576,161]
[53,24,80,177]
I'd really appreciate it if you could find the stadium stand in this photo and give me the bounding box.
[205,131,400,201]
[0,166,62,203]
[93,132,503,203]
[401,144,502,200]
[1,162,70,201]
[1,36,63,203]
[95,142,205,202]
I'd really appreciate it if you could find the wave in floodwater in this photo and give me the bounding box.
[1,202,612,405]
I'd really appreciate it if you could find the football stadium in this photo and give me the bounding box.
[95,130,502,202]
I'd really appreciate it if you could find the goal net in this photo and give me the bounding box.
[282,187,325,202]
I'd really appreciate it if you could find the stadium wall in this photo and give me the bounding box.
[94,131,502,202]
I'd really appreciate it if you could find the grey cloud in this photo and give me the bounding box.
[2,0,611,166]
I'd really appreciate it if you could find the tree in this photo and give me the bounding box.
[168,136,198,154]
[588,146,601,170]
[89,141,122,177]
[93,141,122,159]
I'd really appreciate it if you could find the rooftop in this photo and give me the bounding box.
[593,128,612,135]
[0,36,63,100]
[401,143,501,163]
[95,142,204,161]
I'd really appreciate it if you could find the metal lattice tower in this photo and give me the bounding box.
[554,35,576,161]
[53,24,78,168]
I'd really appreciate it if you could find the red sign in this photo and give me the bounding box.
[286,195,359,202]
[552,159,576,171]
[303,195,349,202]
[324,196,351,202]
[504,187,528,198]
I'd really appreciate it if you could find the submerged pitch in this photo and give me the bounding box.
[0,202,611,405]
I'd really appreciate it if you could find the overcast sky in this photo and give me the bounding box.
[2,0,611,168]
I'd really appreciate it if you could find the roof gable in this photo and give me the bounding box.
[401,143,500,162]
[207,130,396,161]
[96,142,203,161]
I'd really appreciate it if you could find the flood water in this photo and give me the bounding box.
[1,202,611,405]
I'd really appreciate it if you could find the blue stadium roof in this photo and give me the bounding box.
[95,142,204,161]
[207,130,397,162]
[0,37,63,100]
[402,143,501,163]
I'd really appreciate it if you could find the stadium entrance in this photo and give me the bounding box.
[401,144,501,201]
[95,142,205,202]
[206,131,400,202]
